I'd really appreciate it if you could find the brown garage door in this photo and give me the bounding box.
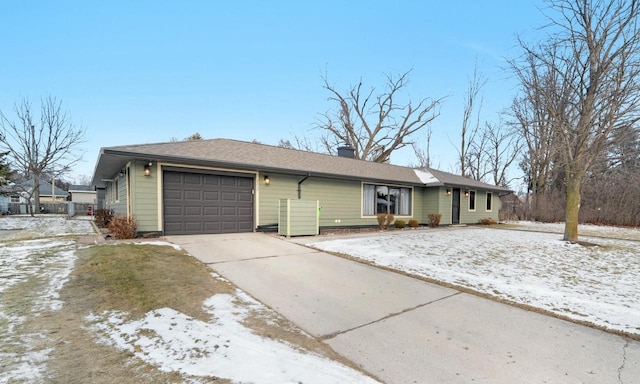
[163,170,254,235]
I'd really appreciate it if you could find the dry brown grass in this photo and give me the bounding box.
[45,244,230,383]
[20,243,356,383]
[70,244,229,319]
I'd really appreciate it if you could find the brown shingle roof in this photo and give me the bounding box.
[93,138,510,193]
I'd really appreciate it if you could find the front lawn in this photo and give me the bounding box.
[307,227,640,337]
[0,216,380,383]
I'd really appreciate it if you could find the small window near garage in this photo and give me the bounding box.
[469,190,476,211]
[114,179,119,201]
[486,192,493,211]
[363,183,412,216]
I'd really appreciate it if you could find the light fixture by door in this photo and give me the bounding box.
[144,162,152,176]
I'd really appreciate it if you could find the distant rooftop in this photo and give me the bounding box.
[69,185,95,192]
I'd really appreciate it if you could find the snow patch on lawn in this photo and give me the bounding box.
[87,291,380,383]
[307,228,640,335]
[133,241,182,251]
[0,215,95,239]
[0,216,89,383]
[509,221,640,240]
[2,216,378,383]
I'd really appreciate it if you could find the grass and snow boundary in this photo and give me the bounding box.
[307,226,640,337]
[0,216,94,383]
[86,289,379,383]
[0,216,379,383]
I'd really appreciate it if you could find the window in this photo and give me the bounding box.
[114,179,119,201]
[469,190,476,211]
[10,195,19,203]
[363,183,412,216]
[486,192,493,211]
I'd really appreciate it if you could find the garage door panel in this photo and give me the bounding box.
[164,172,182,183]
[221,221,240,231]
[221,206,237,216]
[221,192,237,201]
[204,221,221,231]
[204,206,220,215]
[221,177,237,187]
[237,221,252,231]
[185,206,203,216]
[184,174,202,184]
[164,189,183,200]
[237,178,253,188]
[203,191,219,201]
[184,190,202,201]
[238,207,252,216]
[164,222,183,232]
[203,175,220,185]
[185,222,203,232]
[163,170,254,235]
[165,206,183,216]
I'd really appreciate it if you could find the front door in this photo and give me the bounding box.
[452,188,460,224]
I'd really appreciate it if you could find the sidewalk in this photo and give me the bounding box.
[167,232,639,384]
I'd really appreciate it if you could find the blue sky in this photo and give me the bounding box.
[0,1,547,184]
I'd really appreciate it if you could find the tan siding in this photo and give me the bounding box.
[128,160,160,232]
[419,187,444,224]
[459,190,500,224]
[411,187,425,223]
[278,199,319,236]
[107,173,128,215]
[306,179,368,227]
[438,188,453,225]
[258,174,422,228]
[258,173,299,227]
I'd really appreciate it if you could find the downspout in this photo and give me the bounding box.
[297,173,311,199]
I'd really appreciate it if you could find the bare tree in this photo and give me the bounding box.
[483,121,522,186]
[457,63,486,177]
[0,96,85,215]
[75,174,93,186]
[513,0,640,242]
[509,49,565,220]
[171,132,203,142]
[278,133,330,154]
[184,132,203,141]
[412,124,433,168]
[466,128,490,182]
[319,69,442,162]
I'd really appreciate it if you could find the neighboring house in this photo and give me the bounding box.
[18,180,69,202]
[0,185,18,213]
[68,185,97,204]
[0,180,68,213]
[91,138,511,236]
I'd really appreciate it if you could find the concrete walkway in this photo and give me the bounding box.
[166,232,639,384]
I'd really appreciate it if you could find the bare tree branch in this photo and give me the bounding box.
[318,69,443,162]
[0,96,86,216]
[511,0,640,241]
[458,61,486,177]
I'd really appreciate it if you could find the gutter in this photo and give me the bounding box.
[297,173,311,199]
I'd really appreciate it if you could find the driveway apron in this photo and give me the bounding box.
[167,233,640,384]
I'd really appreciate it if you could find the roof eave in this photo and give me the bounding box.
[92,149,428,187]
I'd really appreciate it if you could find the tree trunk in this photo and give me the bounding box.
[563,173,581,242]
[31,175,40,217]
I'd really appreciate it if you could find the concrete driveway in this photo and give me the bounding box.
[166,232,639,384]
